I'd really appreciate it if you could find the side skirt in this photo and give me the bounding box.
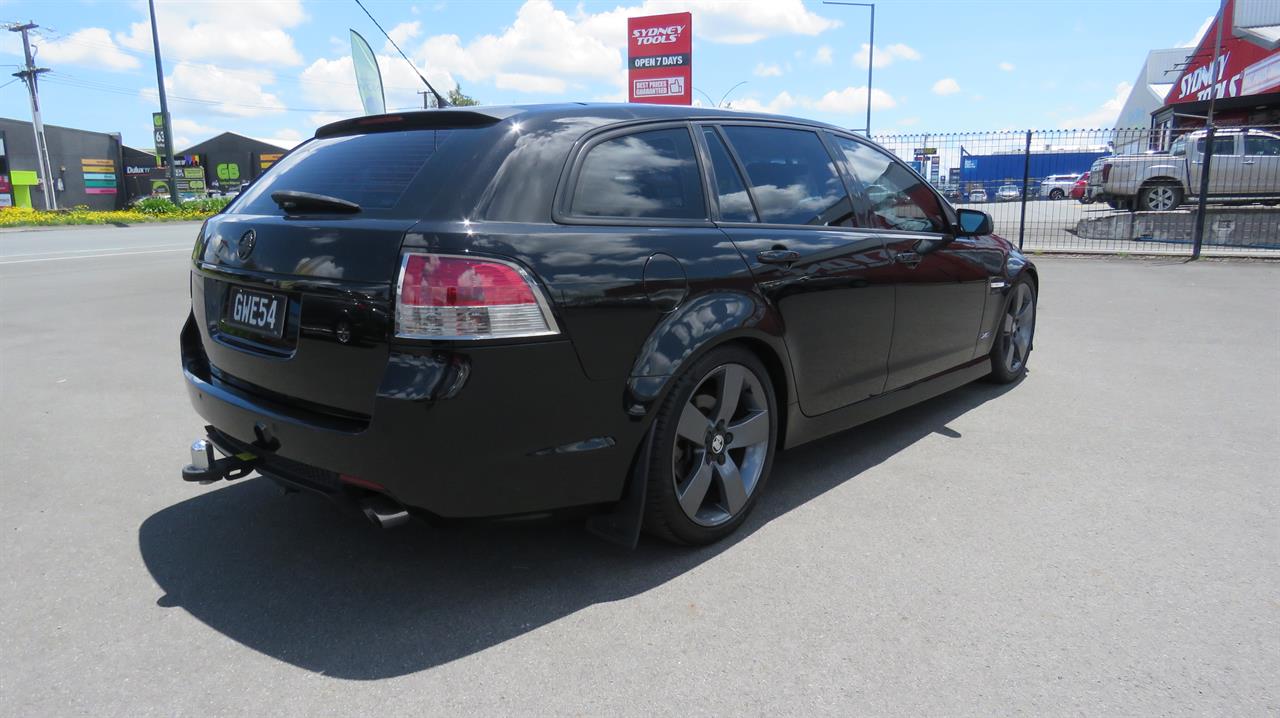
[782,357,992,449]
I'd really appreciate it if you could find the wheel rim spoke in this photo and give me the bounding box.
[715,456,748,515]
[727,410,768,449]
[715,365,745,425]
[678,462,714,518]
[676,401,710,443]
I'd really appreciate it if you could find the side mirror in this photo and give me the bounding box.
[956,208,993,236]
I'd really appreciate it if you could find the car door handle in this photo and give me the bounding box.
[894,250,922,267]
[757,249,801,264]
[1242,159,1256,164]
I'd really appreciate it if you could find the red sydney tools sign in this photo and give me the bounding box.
[627,12,692,105]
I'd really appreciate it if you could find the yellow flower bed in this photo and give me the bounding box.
[0,204,221,228]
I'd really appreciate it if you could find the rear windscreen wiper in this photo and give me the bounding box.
[271,190,361,214]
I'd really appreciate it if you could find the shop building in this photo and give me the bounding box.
[1152,0,1280,132]
[177,132,292,194]
[0,117,125,210]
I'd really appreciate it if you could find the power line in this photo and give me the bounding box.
[44,71,354,114]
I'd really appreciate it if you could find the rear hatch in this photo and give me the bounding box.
[190,114,499,419]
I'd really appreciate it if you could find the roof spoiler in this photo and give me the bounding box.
[315,109,511,138]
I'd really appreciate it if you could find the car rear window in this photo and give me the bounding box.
[569,127,706,220]
[231,129,456,214]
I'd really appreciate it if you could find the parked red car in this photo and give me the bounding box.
[1072,172,1091,203]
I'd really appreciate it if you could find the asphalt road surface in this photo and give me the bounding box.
[2,224,1276,716]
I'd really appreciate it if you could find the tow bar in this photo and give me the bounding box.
[181,438,258,484]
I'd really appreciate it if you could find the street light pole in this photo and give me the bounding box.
[147,0,179,202]
[823,1,875,136]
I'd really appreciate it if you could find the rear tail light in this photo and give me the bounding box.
[1101,163,1112,182]
[395,252,559,340]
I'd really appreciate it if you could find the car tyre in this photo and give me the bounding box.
[987,277,1036,384]
[1049,189,1065,200]
[1138,182,1184,211]
[642,345,778,546]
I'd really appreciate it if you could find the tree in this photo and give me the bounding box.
[447,84,479,107]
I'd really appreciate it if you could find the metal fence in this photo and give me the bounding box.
[871,126,1280,256]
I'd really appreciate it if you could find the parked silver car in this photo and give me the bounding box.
[1038,173,1082,200]
[996,184,1022,201]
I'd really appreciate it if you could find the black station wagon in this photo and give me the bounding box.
[180,103,1038,546]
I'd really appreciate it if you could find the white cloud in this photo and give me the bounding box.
[418,0,622,94]
[299,49,457,114]
[252,129,303,149]
[577,0,838,46]
[932,78,961,95]
[854,42,921,69]
[1059,82,1132,128]
[1182,15,1214,48]
[170,117,220,148]
[147,63,286,117]
[754,63,783,78]
[34,28,139,71]
[813,45,833,65]
[812,86,897,113]
[387,21,422,51]
[495,72,567,94]
[298,0,840,104]
[999,61,1015,72]
[727,91,797,113]
[117,0,306,66]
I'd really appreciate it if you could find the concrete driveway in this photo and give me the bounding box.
[1,225,1276,715]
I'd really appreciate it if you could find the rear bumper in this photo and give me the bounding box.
[181,314,643,518]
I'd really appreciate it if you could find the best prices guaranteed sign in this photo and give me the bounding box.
[627,12,692,105]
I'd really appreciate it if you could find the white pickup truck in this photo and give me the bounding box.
[1088,128,1280,211]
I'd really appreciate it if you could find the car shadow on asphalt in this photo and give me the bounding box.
[138,379,1019,680]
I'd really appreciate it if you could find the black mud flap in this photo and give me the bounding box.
[584,428,654,549]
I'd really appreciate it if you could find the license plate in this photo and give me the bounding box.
[225,286,287,338]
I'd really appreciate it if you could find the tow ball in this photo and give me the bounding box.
[181,439,258,484]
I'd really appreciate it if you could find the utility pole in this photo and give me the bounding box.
[147,0,179,202]
[9,22,58,210]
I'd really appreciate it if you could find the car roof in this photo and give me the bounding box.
[316,102,858,139]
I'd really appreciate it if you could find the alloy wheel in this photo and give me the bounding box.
[1001,283,1035,374]
[1144,185,1177,211]
[671,363,771,527]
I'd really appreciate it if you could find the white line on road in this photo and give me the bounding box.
[0,248,190,265]
[0,244,190,258]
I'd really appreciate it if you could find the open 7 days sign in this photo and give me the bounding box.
[627,12,692,105]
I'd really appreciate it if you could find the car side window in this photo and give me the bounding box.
[1170,136,1186,156]
[570,127,706,220]
[831,135,947,234]
[1195,135,1237,156]
[701,128,758,222]
[718,125,854,226]
[1245,133,1280,156]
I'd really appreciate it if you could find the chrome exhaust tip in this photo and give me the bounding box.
[360,495,410,529]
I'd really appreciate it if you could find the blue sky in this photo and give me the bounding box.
[1,0,1217,151]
